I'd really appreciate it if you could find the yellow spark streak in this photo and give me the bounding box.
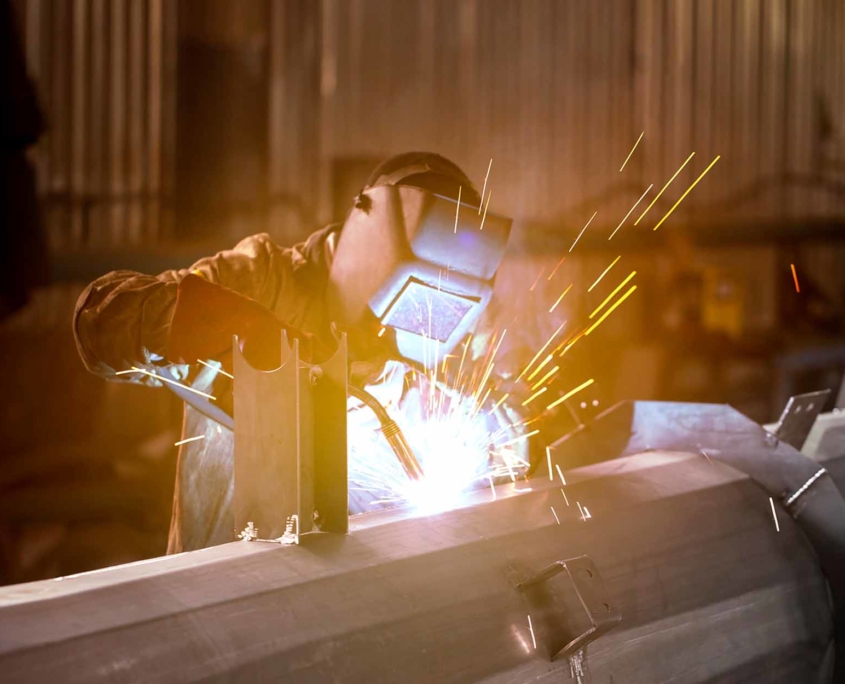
[477,387,492,411]
[116,367,217,400]
[619,131,644,172]
[558,327,588,358]
[377,327,386,338]
[546,378,595,411]
[479,190,491,230]
[197,359,234,380]
[769,497,780,532]
[609,184,653,240]
[635,151,696,225]
[560,488,570,506]
[527,354,553,382]
[454,186,462,233]
[531,365,559,391]
[547,255,566,280]
[584,285,637,336]
[517,322,566,380]
[527,615,537,649]
[549,284,573,313]
[555,464,567,485]
[589,271,637,319]
[174,435,205,446]
[546,447,553,481]
[551,507,561,525]
[587,256,621,293]
[497,429,540,448]
[569,211,597,253]
[653,155,721,231]
[440,354,454,374]
[521,387,548,407]
[479,159,492,214]
[490,393,510,413]
[488,475,497,500]
[490,328,508,362]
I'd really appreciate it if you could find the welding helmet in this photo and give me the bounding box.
[326,153,511,365]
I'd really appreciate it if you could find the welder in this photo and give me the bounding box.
[74,152,516,553]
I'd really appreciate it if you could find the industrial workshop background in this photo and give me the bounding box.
[2,0,845,584]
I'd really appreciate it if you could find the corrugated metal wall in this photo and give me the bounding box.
[17,0,845,249]
[318,0,845,230]
[18,0,177,251]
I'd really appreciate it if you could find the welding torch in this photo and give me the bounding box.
[347,383,425,481]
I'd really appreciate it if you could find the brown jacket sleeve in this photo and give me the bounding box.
[73,233,303,382]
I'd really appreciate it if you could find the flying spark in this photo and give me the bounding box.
[635,151,696,225]
[551,507,561,524]
[555,464,566,485]
[584,285,637,336]
[488,475,497,500]
[791,264,800,293]
[491,393,510,413]
[549,284,573,313]
[588,256,621,292]
[547,378,595,411]
[560,488,570,506]
[530,267,547,291]
[547,256,566,280]
[577,501,588,521]
[518,323,566,380]
[589,271,637,319]
[546,447,554,480]
[479,190,492,230]
[175,435,205,446]
[454,186,462,233]
[653,155,721,231]
[619,131,644,172]
[569,211,597,252]
[609,184,653,241]
[479,159,492,214]
[769,497,780,532]
[583,506,592,519]
[497,430,540,448]
[377,327,386,338]
[531,365,559,391]
[701,449,714,465]
[198,359,234,380]
[527,615,537,649]
[115,367,217,400]
[527,354,553,382]
[522,387,548,407]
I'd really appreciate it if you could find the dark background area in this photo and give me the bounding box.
[2,0,844,584]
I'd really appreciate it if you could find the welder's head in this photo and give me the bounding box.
[327,152,511,366]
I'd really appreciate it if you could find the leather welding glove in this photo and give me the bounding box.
[168,273,327,372]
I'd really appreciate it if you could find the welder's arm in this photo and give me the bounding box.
[73,233,307,382]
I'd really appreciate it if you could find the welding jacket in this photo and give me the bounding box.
[74,227,528,553]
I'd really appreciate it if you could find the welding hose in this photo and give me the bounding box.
[347,384,425,481]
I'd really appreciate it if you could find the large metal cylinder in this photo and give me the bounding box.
[0,403,840,683]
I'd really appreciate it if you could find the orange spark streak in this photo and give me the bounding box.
[791,264,800,292]
[653,155,721,231]
[609,184,653,240]
[546,378,595,411]
[531,365,559,391]
[589,271,637,319]
[635,151,696,225]
[569,211,597,253]
[547,256,566,280]
[517,322,566,380]
[587,256,621,292]
[530,267,546,291]
[619,131,644,172]
[584,285,638,336]
[453,186,462,233]
[549,284,573,313]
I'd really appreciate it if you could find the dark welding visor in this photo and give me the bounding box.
[326,184,511,365]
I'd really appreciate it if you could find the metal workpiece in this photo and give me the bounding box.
[0,432,839,682]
